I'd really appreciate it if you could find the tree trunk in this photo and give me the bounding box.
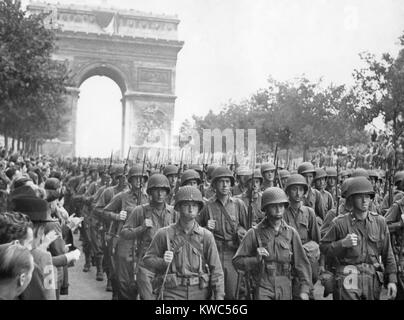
[303,144,309,162]
[4,131,8,150]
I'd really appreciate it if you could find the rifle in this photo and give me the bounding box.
[124,147,131,175]
[176,149,184,194]
[132,153,147,282]
[274,157,283,189]
[336,156,340,216]
[108,150,113,175]
[200,150,206,197]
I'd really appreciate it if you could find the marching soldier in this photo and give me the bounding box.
[313,168,334,215]
[297,162,325,222]
[278,169,291,190]
[380,171,404,216]
[325,167,338,202]
[384,180,404,299]
[163,164,179,205]
[260,163,276,191]
[180,169,201,188]
[232,166,251,196]
[235,169,264,226]
[282,174,321,299]
[120,174,175,300]
[143,186,225,300]
[320,176,398,300]
[102,165,149,300]
[204,164,218,199]
[93,164,127,293]
[197,166,249,299]
[233,187,312,300]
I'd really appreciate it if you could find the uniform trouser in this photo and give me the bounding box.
[80,217,93,258]
[292,257,316,300]
[137,266,156,300]
[256,276,293,300]
[89,220,104,260]
[333,265,382,300]
[217,243,238,300]
[162,285,210,300]
[115,255,138,300]
[106,238,119,296]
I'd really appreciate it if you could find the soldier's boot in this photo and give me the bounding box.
[83,255,91,272]
[106,278,112,292]
[96,257,104,281]
[91,255,96,267]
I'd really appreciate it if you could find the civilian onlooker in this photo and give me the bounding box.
[0,241,34,300]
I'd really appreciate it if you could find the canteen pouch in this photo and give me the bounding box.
[164,273,179,289]
[199,273,210,289]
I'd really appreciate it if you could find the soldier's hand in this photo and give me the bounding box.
[257,247,269,258]
[341,233,358,248]
[163,250,174,264]
[401,213,404,224]
[387,282,397,300]
[144,218,153,228]
[118,210,127,221]
[207,219,216,230]
[300,292,309,300]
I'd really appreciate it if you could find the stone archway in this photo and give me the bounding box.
[27,2,183,157]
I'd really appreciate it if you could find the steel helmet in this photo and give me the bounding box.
[344,176,375,200]
[180,169,201,186]
[111,165,125,177]
[297,162,315,175]
[174,186,204,211]
[261,163,276,174]
[188,164,203,174]
[340,169,351,178]
[261,187,289,210]
[341,177,354,199]
[236,166,251,177]
[313,168,327,181]
[163,165,178,177]
[146,174,170,194]
[285,174,308,193]
[367,170,378,179]
[394,171,404,186]
[97,164,106,174]
[127,165,149,182]
[206,164,219,180]
[211,166,235,186]
[351,168,369,179]
[246,169,263,183]
[278,169,291,180]
[326,168,337,178]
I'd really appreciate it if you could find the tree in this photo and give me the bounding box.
[0,0,68,152]
[353,33,404,168]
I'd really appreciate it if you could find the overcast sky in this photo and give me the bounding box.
[25,0,404,156]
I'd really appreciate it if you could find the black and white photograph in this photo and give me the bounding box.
[0,0,404,307]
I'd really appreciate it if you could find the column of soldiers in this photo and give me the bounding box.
[1,152,404,300]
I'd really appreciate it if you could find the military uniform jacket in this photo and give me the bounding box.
[283,205,321,245]
[197,195,248,248]
[381,190,404,216]
[120,203,175,263]
[303,187,325,220]
[143,221,225,299]
[232,219,312,294]
[235,191,264,225]
[320,211,397,283]
[93,185,128,220]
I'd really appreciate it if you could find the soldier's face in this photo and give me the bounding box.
[150,187,168,203]
[281,178,288,188]
[303,173,314,186]
[179,201,199,221]
[248,178,261,192]
[288,185,305,202]
[327,177,336,187]
[215,178,232,196]
[265,203,285,221]
[239,175,249,187]
[129,176,143,189]
[264,171,275,181]
[167,175,178,188]
[315,178,326,190]
[184,179,199,188]
[91,171,98,180]
[352,194,371,212]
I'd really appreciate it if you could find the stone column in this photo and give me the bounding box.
[64,86,80,157]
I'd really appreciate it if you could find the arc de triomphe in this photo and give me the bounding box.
[27,2,183,157]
